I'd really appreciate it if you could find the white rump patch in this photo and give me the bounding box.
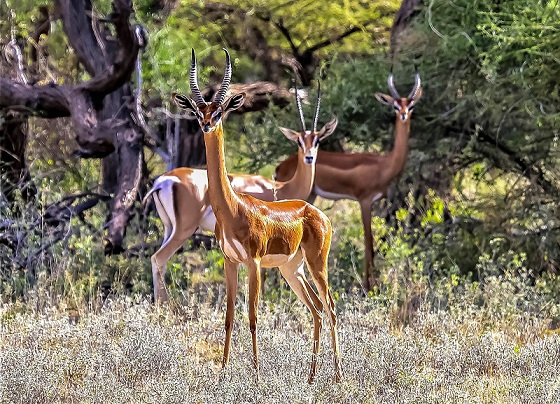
[152,177,181,244]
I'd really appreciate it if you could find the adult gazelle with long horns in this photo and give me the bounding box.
[171,49,342,383]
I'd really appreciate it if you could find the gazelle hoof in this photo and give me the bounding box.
[335,370,342,383]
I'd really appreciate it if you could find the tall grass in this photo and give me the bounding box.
[2,189,560,402]
[1,296,559,403]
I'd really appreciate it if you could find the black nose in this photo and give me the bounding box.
[202,123,211,132]
[305,156,314,164]
[400,113,407,121]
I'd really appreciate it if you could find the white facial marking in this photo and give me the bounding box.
[305,145,318,163]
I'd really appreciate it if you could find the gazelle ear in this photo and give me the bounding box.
[318,116,338,140]
[278,127,300,142]
[172,92,197,113]
[223,93,246,113]
[374,92,394,106]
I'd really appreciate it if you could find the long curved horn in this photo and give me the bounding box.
[312,81,322,133]
[387,69,401,99]
[190,49,205,105]
[294,79,306,132]
[408,71,422,99]
[213,48,232,104]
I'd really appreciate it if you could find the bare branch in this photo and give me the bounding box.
[271,18,300,56]
[79,0,139,95]
[305,25,368,55]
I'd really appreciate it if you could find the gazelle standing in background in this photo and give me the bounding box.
[275,71,422,291]
[145,80,337,302]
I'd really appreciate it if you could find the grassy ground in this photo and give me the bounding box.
[1,294,559,403]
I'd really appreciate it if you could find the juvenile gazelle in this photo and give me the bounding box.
[145,81,337,302]
[275,71,422,291]
[170,48,341,383]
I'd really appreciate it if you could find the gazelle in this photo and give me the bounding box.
[275,71,422,291]
[169,48,342,383]
[145,82,338,303]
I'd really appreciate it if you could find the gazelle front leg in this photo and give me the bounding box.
[359,199,376,291]
[223,258,239,368]
[247,259,262,380]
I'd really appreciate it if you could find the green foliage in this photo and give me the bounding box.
[0,0,50,38]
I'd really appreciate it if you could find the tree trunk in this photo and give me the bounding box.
[0,112,34,202]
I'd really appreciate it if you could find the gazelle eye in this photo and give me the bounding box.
[214,111,222,120]
[297,138,304,148]
[312,137,319,146]
[408,105,415,111]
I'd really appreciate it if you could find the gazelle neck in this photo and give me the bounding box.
[203,123,240,219]
[277,148,315,200]
[387,117,411,178]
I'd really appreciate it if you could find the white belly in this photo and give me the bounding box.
[261,252,297,268]
[199,206,217,232]
[315,186,355,201]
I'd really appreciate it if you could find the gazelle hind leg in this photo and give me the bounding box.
[151,226,195,304]
[151,183,199,304]
[278,250,324,384]
[304,250,342,383]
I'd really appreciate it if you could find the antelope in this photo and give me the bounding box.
[145,82,338,302]
[170,48,342,383]
[275,71,422,291]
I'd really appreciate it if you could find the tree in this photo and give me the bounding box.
[0,0,300,262]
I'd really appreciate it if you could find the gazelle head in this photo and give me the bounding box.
[173,48,245,134]
[278,81,338,165]
[375,71,422,123]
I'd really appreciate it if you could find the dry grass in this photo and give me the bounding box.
[1,296,559,404]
